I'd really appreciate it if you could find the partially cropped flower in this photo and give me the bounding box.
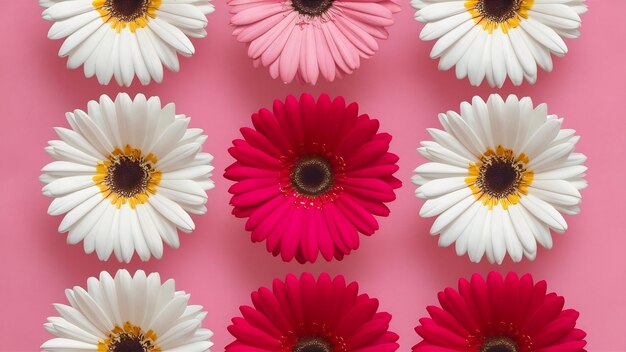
[40,0,214,86]
[413,94,586,264]
[411,0,587,87]
[42,270,213,352]
[413,272,587,352]
[225,93,401,263]
[41,93,214,262]
[227,272,399,352]
[229,0,400,84]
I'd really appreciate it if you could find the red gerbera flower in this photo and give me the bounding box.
[224,93,401,263]
[413,272,587,352]
[226,272,400,352]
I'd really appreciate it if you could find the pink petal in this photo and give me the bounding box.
[279,25,303,83]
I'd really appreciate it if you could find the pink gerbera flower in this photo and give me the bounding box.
[413,272,587,352]
[227,272,400,352]
[224,93,401,263]
[228,0,401,84]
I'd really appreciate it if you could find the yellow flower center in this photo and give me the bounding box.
[93,145,161,208]
[464,0,534,33]
[98,322,160,352]
[465,145,533,209]
[93,0,162,32]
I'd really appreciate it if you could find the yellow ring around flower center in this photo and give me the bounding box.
[93,145,161,209]
[464,0,534,33]
[93,0,162,33]
[97,322,161,352]
[465,145,534,210]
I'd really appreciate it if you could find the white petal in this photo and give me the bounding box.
[438,200,480,247]
[148,18,195,55]
[147,295,189,335]
[58,193,105,233]
[520,194,567,231]
[466,206,489,262]
[430,195,475,234]
[507,205,538,256]
[130,270,148,325]
[43,0,94,20]
[95,205,116,261]
[416,177,468,198]
[420,187,472,217]
[136,205,165,259]
[148,193,195,231]
[149,119,189,158]
[53,304,106,339]
[158,319,202,349]
[114,270,133,323]
[41,337,97,351]
[48,186,100,216]
[130,209,151,261]
[72,287,114,334]
[118,208,136,263]
[502,209,523,262]
[157,143,202,172]
[490,206,507,264]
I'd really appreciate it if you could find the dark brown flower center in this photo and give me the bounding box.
[291,157,334,196]
[292,337,333,352]
[291,0,334,17]
[106,156,150,198]
[476,0,522,23]
[476,155,525,200]
[484,161,518,195]
[109,333,149,352]
[105,0,149,21]
[480,336,519,352]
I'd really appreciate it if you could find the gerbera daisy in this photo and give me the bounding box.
[41,93,214,262]
[224,93,401,263]
[227,272,399,352]
[412,94,586,264]
[228,0,401,84]
[42,269,213,352]
[413,271,587,352]
[411,0,587,87]
[40,0,214,86]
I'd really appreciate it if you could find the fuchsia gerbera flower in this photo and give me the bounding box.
[224,94,401,263]
[227,272,400,352]
[228,0,401,84]
[413,272,587,352]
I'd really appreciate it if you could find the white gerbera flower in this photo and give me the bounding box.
[40,0,215,86]
[412,94,587,264]
[41,93,214,262]
[411,0,587,87]
[42,270,213,352]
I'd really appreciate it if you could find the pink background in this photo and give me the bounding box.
[1,1,625,350]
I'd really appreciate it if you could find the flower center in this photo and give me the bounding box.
[291,157,334,197]
[466,145,533,209]
[476,0,522,23]
[99,323,159,352]
[292,337,333,352]
[109,156,149,196]
[110,334,146,352]
[483,160,518,195]
[480,336,519,352]
[94,145,161,208]
[94,0,161,31]
[104,0,149,22]
[291,0,334,17]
